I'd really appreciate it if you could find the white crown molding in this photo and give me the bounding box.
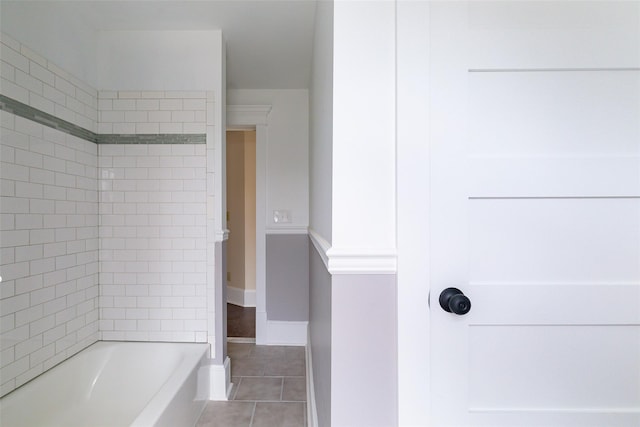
[308,229,397,274]
[227,105,272,126]
[266,226,309,235]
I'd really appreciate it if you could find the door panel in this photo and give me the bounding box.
[468,73,640,158]
[429,2,640,426]
[468,325,640,410]
[469,199,640,283]
[467,1,640,69]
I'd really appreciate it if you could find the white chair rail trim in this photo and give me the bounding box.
[308,228,397,275]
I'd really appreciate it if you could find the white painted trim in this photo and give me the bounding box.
[227,106,270,347]
[227,337,256,344]
[256,311,268,345]
[326,247,397,274]
[306,325,319,427]
[308,228,330,270]
[198,356,232,401]
[266,226,309,235]
[255,125,267,345]
[226,286,256,307]
[227,105,272,126]
[215,229,230,242]
[396,2,432,425]
[309,228,397,274]
[265,320,308,346]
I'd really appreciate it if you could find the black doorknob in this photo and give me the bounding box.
[439,287,471,315]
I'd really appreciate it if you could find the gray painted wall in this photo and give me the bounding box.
[331,273,398,427]
[266,234,309,321]
[309,241,332,427]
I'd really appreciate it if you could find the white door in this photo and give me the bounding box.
[429,2,640,426]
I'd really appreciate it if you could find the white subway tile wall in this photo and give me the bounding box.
[0,33,98,133]
[0,110,99,396]
[98,144,208,342]
[1,32,217,395]
[98,91,207,135]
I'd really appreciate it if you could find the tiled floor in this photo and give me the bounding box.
[196,343,307,427]
[227,303,256,338]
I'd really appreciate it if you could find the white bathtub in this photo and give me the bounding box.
[0,341,210,427]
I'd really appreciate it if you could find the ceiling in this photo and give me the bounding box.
[0,0,317,89]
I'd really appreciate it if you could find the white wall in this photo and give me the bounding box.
[0,33,98,133]
[227,90,309,231]
[331,0,396,253]
[0,6,97,87]
[309,0,333,244]
[308,0,334,424]
[308,1,400,425]
[96,31,222,91]
[0,35,100,397]
[99,142,207,343]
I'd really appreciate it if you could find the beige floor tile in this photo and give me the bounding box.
[251,345,287,359]
[282,376,306,402]
[197,344,307,426]
[228,342,255,359]
[233,377,283,401]
[196,401,255,427]
[284,346,305,361]
[264,358,305,376]
[231,357,265,376]
[252,402,306,427]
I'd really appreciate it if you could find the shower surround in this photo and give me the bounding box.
[0,32,223,397]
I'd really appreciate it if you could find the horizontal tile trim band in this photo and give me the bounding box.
[97,134,205,144]
[1,94,97,142]
[0,95,205,144]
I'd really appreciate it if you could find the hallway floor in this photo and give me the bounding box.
[196,343,307,427]
[227,304,256,338]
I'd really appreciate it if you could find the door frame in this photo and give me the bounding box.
[396,2,432,425]
[226,105,272,345]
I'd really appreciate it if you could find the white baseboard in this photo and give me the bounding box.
[226,286,256,307]
[197,357,232,401]
[255,311,307,346]
[266,319,308,346]
[306,325,319,427]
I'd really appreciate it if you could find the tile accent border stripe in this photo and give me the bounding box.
[1,94,97,142]
[0,95,206,144]
[96,134,205,144]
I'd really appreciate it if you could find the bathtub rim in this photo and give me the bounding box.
[131,341,210,427]
[0,340,211,427]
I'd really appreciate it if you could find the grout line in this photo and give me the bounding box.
[248,401,256,427]
[280,377,284,401]
[232,399,307,403]
[232,377,242,401]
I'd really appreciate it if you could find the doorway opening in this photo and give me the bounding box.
[225,129,257,340]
